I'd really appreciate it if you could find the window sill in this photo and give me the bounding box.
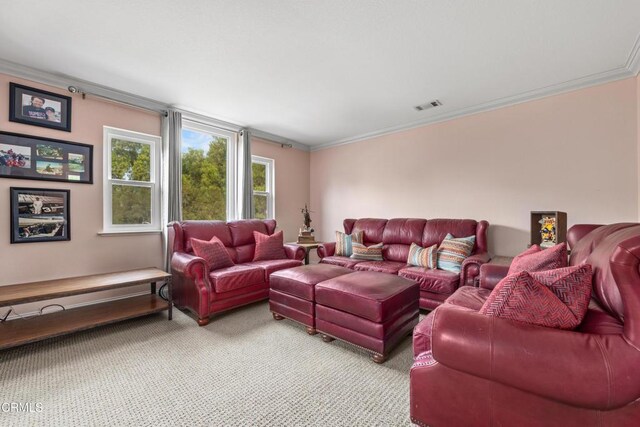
[98,230,162,236]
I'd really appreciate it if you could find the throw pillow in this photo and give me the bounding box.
[253,230,287,261]
[190,236,234,271]
[479,271,578,329]
[509,243,568,274]
[407,243,438,269]
[350,243,384,261]
[335,230,364,257]
[530,264,593,323]
[480,264,593,329]
[437,233,475,273]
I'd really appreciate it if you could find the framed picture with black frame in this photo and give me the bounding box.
[10,187,71,244]
[9,83,72,132]
[0,131,93,184]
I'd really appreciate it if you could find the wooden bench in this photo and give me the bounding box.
[0,268,172,350]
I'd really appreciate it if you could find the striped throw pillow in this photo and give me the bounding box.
[407,243,438,269]
[437,233,475,273]
[350,243,384,261]
[253,230,287,261]
[335,230,363,257]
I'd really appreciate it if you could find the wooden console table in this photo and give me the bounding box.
[0,268,172,350]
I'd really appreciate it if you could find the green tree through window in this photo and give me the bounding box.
[181,134,228,220]
[110,139,152,224]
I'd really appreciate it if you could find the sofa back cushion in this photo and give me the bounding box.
[422,219,479,253]
[380,218,426,262]
[344,218,388,245]
[228,219,277,263]
[181,221,233,254]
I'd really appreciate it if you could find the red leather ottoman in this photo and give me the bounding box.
[269,264,352,335]
[315,271,419,363]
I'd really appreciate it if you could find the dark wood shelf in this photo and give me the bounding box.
[0,294,168,350]
[0,267,170,306]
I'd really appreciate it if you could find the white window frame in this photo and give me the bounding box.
[181,120,238,221]
[103,127,162,233]
[251,155,275,219]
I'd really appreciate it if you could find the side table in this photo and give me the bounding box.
[289,242,322,265]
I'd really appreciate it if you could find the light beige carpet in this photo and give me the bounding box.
[0,301,416,426]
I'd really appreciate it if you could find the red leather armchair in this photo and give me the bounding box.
[169,219,305,325]
[410,223,640,426]
[317,218,490,309]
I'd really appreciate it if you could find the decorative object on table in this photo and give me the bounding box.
[9,83,72,132]
[10,187,70,243]
[298,203,316,243]
[530,211,567,248]
[0,131,92,184]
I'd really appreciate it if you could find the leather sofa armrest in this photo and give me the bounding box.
[478,263,509,290]
[430,306,638,410]
[284,243,305,261]
[460,252,491,286]
[317,242,335,259]
[171,252,208,282]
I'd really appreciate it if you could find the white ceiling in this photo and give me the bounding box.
[1,1,639,148]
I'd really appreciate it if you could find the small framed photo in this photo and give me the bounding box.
[9,83,72,132]
[10,187,71,244]
[0,131,92,184]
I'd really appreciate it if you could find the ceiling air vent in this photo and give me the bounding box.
[414,100,442,111]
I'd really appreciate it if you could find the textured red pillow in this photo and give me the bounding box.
[508,243,568,274]
[480,265,593,329]
[253,230,286,261]
[530,264,593,323]
[191,236,234,271]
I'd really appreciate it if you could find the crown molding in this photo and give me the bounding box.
[311,65,636,152]
[626,33,640,76]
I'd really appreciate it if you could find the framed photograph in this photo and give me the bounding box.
[10,187,70,243]
[0,131,92,184]
[9,82,72,132]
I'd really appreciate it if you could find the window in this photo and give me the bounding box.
[181,122,236,220]
[103,127,161,232]
[252,155,274,219]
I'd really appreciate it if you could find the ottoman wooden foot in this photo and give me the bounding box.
[272,312,285,321]
[197,317,210,326]
[372,354,387,364]
[306,326,318,335]
[321,334,335,343]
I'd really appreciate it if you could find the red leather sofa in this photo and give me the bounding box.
[317,218,490,310]
[169,219,305,325]
[410,223,640,426]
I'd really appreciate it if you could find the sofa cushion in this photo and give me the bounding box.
[182,221,232,253]
[399,267,460,295]
[509,243,567,274]
[245,259,303,281]
[422,219,478,249]
[190,236,234,271]
[444,286,493,311]
[344,218,388,245]
[269,264,353,300]
[354,260,407,274]
[209,264,265,293]
[382,218,427,262]
[315,271,419,323]
[437,233,475,273]
[319,256,365,269]
[253,230,286,261]
[479,270,581,329]
[407,243,438,269]
[335,230,363,257]
[351,243,384,261]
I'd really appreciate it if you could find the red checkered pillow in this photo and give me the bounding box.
[191,236,234,271]
[253,230,286,261]
[508,243,567,274]
[480,265,592,329]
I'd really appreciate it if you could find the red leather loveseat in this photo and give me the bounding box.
[410,223,640,426]
[169,220,305,325]
[317,218,490,310]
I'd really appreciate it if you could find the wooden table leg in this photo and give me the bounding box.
[304,248,310,265]
[150,281,156,294]
[166,276,173,320]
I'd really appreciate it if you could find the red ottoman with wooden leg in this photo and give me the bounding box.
[269,264,352,335]
[315,271,419,363]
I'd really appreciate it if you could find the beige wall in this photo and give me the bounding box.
[637,74,640,220]
[0,73,163,314]
[310,77,639,256]
[251,137,310,243]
